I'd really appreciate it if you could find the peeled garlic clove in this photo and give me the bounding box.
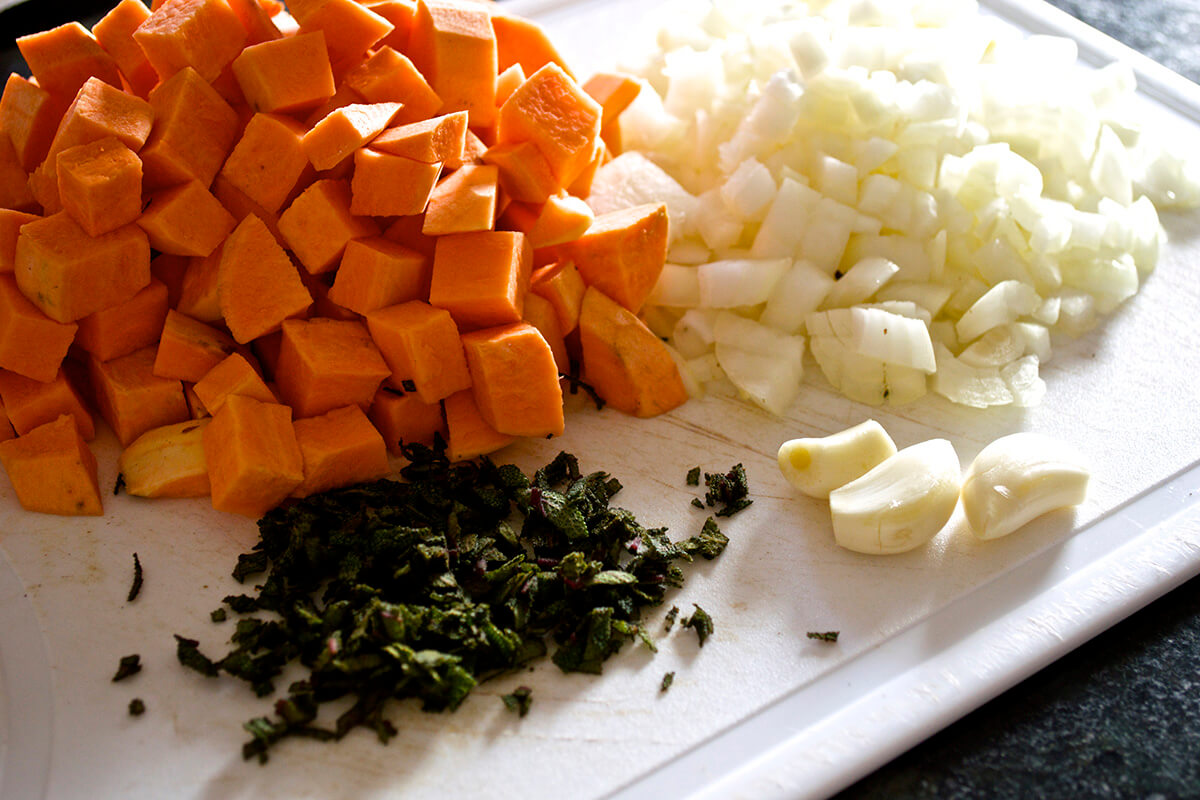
[777,420,897,499]
[829,439,961,555]
[961,432,1089,540]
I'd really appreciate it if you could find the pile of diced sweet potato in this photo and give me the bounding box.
[0,0,688,518]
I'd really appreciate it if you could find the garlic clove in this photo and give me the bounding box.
[777,419,897,499]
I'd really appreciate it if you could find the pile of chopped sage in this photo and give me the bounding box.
[175,444,746,762]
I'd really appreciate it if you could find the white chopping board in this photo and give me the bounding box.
[3,1,1200,798]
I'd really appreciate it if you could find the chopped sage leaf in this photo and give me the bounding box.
[232,551,268,583]
[211,608,227,623]
[112,654,141,682]
[686,467,701,486]
[690,498,704,509]
[501,686,533,717]
[660,671,675,693]
[682,605,714,647]
[113,473,126,496]
[703,464,753,517]
[806,631,840,643]
[664,606,680,632]
[128,698,145,716]
[127,552,143,602]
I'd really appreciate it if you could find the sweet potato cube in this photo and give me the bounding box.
[278,179,379,274]
[211,174,287,243]
[193,351,275,414]
[0,275,76,382]
[0,139,36,213]
[219,112,312,213]
[328,237,429,315]
[16,22,122,101]
[460,322,563,437]
[75,278,169,362]
[505,190,593,249]
[274,318,391,418]
[491,12,572,80]
[203,394,302,516]
[443,388,513,462]
[0,73,66,172]
[133,0,247,83]
[494,63,525,110]
[364,0,417,53]
[383,214,437,259]
[43,76,154,168]
[118,418,211,497]
[365,300,471,403]
[140,67,241,191]
[582,72,641,126]
[422,163,498,235]
[0,414,102,516]
[232,31,336,114]
[138,180,236,257]
[528,259,585,333]
[0,210,39,272]
[0,368,95,440]
[482,140,557,204]
[56,137,142,237]
[428,230,530,330]
[302,102,401,171]
[90,345,190,445]
[408,0,498,128]
[153,309,238,382]
[218,214,314,343]
[497,63,602,189]
[175,247,222,323]
[92,0,159,98]
[556,202,668,314]
[578,286,688,418]
[522,292,568,374]
[295,0,394,79]
[15,211,150,323]
[340,47,442,125]
[350,149,441,218]
[291,404,389,497]
[225,0,284,46]
[370,111,467,164]
[368,386,444,454]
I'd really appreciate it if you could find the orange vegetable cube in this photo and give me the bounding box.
[232,31,336,114]
[0,368,95,440]
[16,22,122,101]
[219,112,313,213]
[0,139,36,213]
[302,101,401,171]
[278,178,379,274]
[340,46,442,126]
[140,67,241,191]
[365,300,471,404]
[43,76,154,167]
[528,259,585,333]
[92,0,159,98]
[137,180,235,257]
[557,202,668,313]
[503,190,593,249]
[0,414,102,516]
[211,174,287,243]
[408,0,498,128]
[582,72,642,126]
[274,318,391,418]
[522,292,568,374]
[15,211,150,323]
[0,73,66,172]
[291,404,389,497]
[193,351,276,415]
[382,214,437,259]
[0,210,39,273]
[494,63,525,109]
[0,275,76,382]
[460,322,563,438]
[90,345,190,446]
[368,386,444,455]
[176,248,223,323]
[490,12,572,82]
[578,286,688,418]
[118,418,211,497]
[217,213,314,343]
[443,388,512,463]
[328,237,429,315]
[295,0,394,79]
[55,137,142,237]
[364,0,417,54]
[349,148,441,218]
[422,163,499,235]
[482,139,558,205]
[203,393,302,516]
[497,63,602,189]
[370,110,467,164]
[133,0,247,83]
[75,278,169,362]
[152,309,238,383]
[428,229,531,330]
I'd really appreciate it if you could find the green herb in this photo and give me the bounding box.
[686,467,701,486]
[127,553,143,602]
[232,551,268,583]
[703,464,753,517]
[211,608,228,623]
[129,698,145,716]
[174,444,744,762]
[112,654,142,682]
[690,498,704,509]
[806,631,839,643]
[682,605,713,647]
[501,686,533,717]
[664,605,680,632]
[114,473,126,496]
[660,671,675,693]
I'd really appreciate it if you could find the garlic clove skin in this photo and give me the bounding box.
[961,432,1089,540]
[829,438,962,555]
[777,419,897,499]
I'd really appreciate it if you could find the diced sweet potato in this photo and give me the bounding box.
[328,237,429,315]
[497,63,601,189]
[192,351,276,414]
[92,0,159,98]
[75,278,169,362]
[55,137,142,237]
[369,111,467,164]
[0,274,76,382]
[232,31,336,114]
[443,387,512,462]
[291,404,389,497]
[555,203,668,313]
[0,73,66,172]
[152,309,238,383]
[90,345,190,446]
[274,318,391,418]
[340,46,442,126]
[0,368,95,439]
[219,112,313,213]
[118,418,211,497]
[460,321,563,437]
[368,386,444,454]
[422,163,498,235]
[218,214,314,342]
[428,229,530,330]
[302,101,401,171]
[278,178,379,274]
[137,180,236,257]
[0,414,102,516]
[408,0,498,128]
[295,0,394,80]
[203,393,302,516]
[349,148,441,217]
[0,210,39,273]
[16,22,122,101]
[133,0,247,83]
[140,66,241,191]
[366,299,471,403]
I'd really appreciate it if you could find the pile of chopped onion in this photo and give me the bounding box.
[586,0,1200,414]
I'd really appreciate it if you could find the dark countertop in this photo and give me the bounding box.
[3,1,1199,798]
